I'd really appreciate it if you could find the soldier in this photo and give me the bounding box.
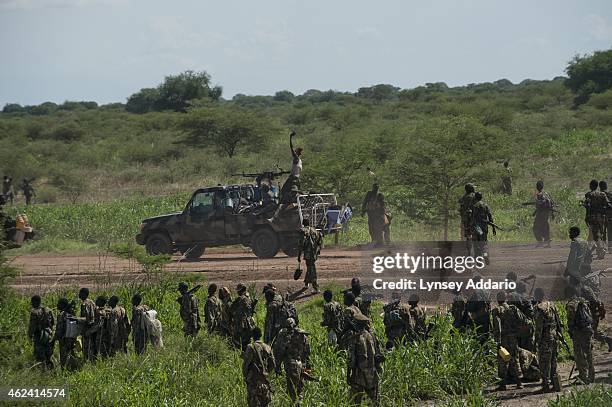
[501,160,512,195]
[297,218,322,292]
[338,291,364,349]
[78,287,96,362]
[580,285,612,352]
[279,131,302,204]
[450,289,468,330]
[458,183,476,254]
[583,179,610,259]
[218,286,233,339]
[497,292,525,390]
[408,294,427,341]
[382,294,411,349]
[600,181,612,251]
[321,290,343,346]
[131,294,150,355]
[243,327,276,407]
[533,288,561,392]
[273,318,311,403]
[53,298,77,369]
[532,180,554,247]
[230,283,257,350]
[564,226,591,285]
[28,295,54,369]
[2,176,14,205]
[205,284,223,334]
[346,312,381,406]
[471,192,495,263]
[362,183,387,247]
[94,296,112,358]
[565,285,595,384]
[466,275,491,344]
[348,277,371,317]
[177,282,201,337]
[492,292,508,387]
[21,178,35,205]
[264,286,284,344]
[108,295,130,355]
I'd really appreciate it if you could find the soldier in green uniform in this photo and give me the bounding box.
[565,285,595,384]
[497,293,525,390]
[53,298,77,369]
[264,287,284,344]
[583,179,610,259]
[492,292,509,387]
[94,296,112,358]
[362,183,387,247]
[600,181,612,251]
[108,295,130,355]
[297,218,322,292]
[321,290,342,346]
[273,318,311,403]
[408,294,427,341]
[458,183,476,254]
[450,288,469,330]
[205,284,223,334]
[466,275,491,345]
[532,180,554,247]
[131,294,150,355]
[382,294,411,349]
[218,286,233,339]
[471,192,495,263]
[243,327,276,407]
[501,160,512,195]
[78,287,96,362]
[533,288,561,392]
[580,285,612,352]
[178,282,201,337]
[28,295,54,369]
[348,277,371,317]
[338,291,364,349]
[231,283,257,350]
[346,312,382,406]
[564,226,591,285]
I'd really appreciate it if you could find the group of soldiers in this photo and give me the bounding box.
[2,175,35,205]
[458,183,496,261]
[28,287,154,370]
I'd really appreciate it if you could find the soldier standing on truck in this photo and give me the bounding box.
[279,131,303,205]
[297,218,323,293]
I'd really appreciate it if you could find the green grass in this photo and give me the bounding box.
[548,385,612,407]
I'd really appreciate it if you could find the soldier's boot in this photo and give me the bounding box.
[515,379,523,389]
[552,374,561,392]
[537,380,551,393]
[495,379,507,391]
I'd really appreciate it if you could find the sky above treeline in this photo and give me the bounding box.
[1,0,611,106]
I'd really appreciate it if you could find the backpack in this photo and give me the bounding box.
[575,301,593,330]
[280,299,299,326]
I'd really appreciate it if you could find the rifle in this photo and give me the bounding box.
[302,368,320,382]
[382,299,400,313]
[486,221,503,234]
[187,284,202,295]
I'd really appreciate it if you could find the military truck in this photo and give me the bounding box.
[135,177,348,259]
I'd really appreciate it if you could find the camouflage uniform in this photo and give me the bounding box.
[80,298,96,361]
[533,190,553,244]
[352,293,371,318]
[383,302,411,348]
[408,304,427,342]
[204,293,223,334]
[581,286,612,352]
[491,303,507,381]
[518,348,542,382]
[273,321,311,402]
[230,292,256,350]
[53,310,77,369]
[466,289,491,344]
[264,292,284,344]
[566,296,595,384]
[347,318,381,406]
[458,190,476,248]
[179,291,201,337]
[95,305,112,358]
[499,302,525,388]
[243,340,276,407]
[132,304,151,355]
[109,305,130,355]
[565,237,590,282]
[535,301,561,391]
[298,226,322,290]
[451,293,468,330]
[321,300,342,345]
[584,189,609,258]
[471,200,494,260]
[28,305,54,368]
[362,189,387,246]
[219,288,233,339]
[501,165,512,195]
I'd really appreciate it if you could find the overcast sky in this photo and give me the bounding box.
[1,0,611,105]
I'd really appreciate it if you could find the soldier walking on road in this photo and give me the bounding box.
[362,184,388,247]
[78,287,96,362]
[297,218,322,292]
[108,295,130,355]
[346,312,382,406]
[533,288,561,393]
[231,284,257,350]
[28,295,54,369]
[321,290,342,346]
[458,183,476,254]
[243,327,276,407]
[178,282,201,337]
[565,285,595,384]
[583,179,609,259]
[273,318,311,403]
[599,181,612,252]
[205,284,223,334]
[131,294,150,355]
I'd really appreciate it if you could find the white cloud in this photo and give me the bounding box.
[585,14,612,42]
[0,0,125,10]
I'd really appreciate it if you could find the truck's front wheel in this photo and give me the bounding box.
[251,229,279,258]
[145,233,172,255]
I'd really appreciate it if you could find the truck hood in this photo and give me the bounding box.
[141,212,183,224]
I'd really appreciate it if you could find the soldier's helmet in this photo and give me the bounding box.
[284,318,296,329]
[536,180,544,191]
[464,183,475,193]
[236,283,247,294]
[178,282,188,292]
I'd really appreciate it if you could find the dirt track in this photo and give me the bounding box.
[6,243,612,404]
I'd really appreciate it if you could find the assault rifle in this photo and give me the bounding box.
[187,284,202,295]
[382,299,400,313]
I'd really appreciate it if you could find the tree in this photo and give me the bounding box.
[181,107,278,157]
[126,88,161,114]
[2,103,24,114]
[157,70,221,111]
[565,49,612,105]
[390,116,494,240]
[273,90,295,102]
[356,84,399,103]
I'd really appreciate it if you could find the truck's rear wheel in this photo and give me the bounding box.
[251,229,279,258]
[181,244,205,259]
[145,233,172,255]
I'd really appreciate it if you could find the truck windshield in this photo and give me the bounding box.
[190,192,214,215]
